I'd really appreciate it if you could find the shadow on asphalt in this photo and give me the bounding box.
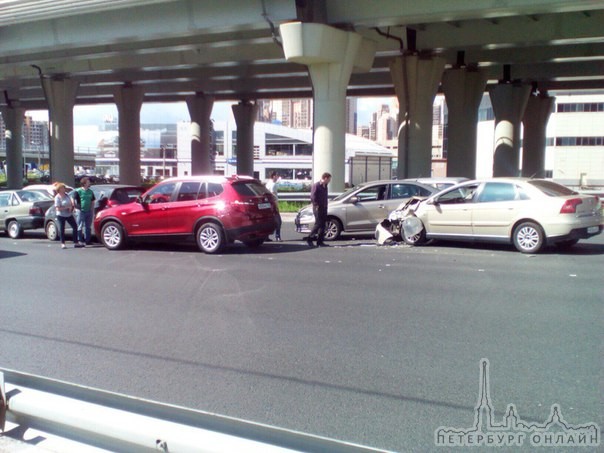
[0,249,27,259]
[7,231,604,255]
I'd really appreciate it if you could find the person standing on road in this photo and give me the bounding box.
[74,177,96,247]
[266,171,282,241]
[54,182,79,249]
[306,172,331,247]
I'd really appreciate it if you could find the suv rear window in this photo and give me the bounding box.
[232,181,270,197]
[528,180,578,196]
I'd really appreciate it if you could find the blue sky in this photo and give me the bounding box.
[28,97,396,127]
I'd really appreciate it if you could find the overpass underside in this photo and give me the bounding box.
[1,0,603,189]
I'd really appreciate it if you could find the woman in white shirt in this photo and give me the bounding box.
[54,182,79,249]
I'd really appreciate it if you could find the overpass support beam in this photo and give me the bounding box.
[391,55,445,179]
[42,78,79,185]
[442,67,488,179]
[186,93,214,175]
[522,93,554,178]
[1,105,25,189]
[280,22,375,191]
[232,101,258,177]
[114,85,144,185]
[489,83,531,176]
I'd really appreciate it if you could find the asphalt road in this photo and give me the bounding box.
[1,222,602,452]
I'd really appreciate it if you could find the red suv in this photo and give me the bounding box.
[94,175,278,253]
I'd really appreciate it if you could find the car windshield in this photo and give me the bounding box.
[16,190,52,201]
[528,179,579,196]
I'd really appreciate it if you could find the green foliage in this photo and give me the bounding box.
[278,200,307,212]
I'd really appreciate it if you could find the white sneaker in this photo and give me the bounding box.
[61,244,66,249]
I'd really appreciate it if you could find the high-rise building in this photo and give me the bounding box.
[374,104,396,145]
[280,99,312,129]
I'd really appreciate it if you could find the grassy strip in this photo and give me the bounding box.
[278,200,307,212]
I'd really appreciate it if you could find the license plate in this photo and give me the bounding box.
[257,202,271,210]
[587,226,599,234]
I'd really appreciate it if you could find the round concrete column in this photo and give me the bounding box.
[280,22,375,191]
[522,93,554,178]
[391,55,445,179]
[1,106,25,189]
[186,93,214,175]
[231,101,258,177]
[114,85,144,185]
[488,83,531,177]
[442,67,488,178]
[42,77,79,185]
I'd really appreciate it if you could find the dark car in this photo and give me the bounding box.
[44,184,145,241]
[0,189,54,238]
[93,175,278,254]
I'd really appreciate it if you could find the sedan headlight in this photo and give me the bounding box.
[297,206,314,224]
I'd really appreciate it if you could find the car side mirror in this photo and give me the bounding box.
[427,198,438,205]
[137,196,147,206]
[349,196,359,204]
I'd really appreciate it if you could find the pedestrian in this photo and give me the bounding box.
[74,176,96,247]
[266,171,282,241]
[53,182,79,249]
[306,172,331,247]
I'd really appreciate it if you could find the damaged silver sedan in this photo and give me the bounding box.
[377,178,603,253]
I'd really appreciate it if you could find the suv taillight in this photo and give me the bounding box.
[559,198,583,214]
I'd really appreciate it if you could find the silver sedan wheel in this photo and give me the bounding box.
[8,220,22,239]
[513,222,544,253]
[324,218,342,241]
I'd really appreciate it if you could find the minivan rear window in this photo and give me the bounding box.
[528,180,578,196]
[232,182,270,197]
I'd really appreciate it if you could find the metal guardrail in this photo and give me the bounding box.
[0,368,391,453]
[278,193,342,203]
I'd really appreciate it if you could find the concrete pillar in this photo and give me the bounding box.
[231,100,258,177]
[113,85,144,185]
[488,83,531,177]
[42,77,78,185]
[442,67,488,179]
[391,55,445,179]
[522,93,554,178]
[186,93,214,175]
[1,105,25,189]
[280,22,375,191]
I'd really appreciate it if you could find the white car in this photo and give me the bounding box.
[388,178,602,253]
[25,183,74,198]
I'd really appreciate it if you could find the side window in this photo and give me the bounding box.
[477,183,517,203]
[0,194,10,207]
[437,184,480,204]
[197,183,207,200]
[516,185,530,200]
[176,182,201,202]
[356,185,387,202]
[207,183,223,198]
[390,184,430,199]
[144,182,176,204]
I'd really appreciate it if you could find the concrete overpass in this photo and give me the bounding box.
[1,0,603,189]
